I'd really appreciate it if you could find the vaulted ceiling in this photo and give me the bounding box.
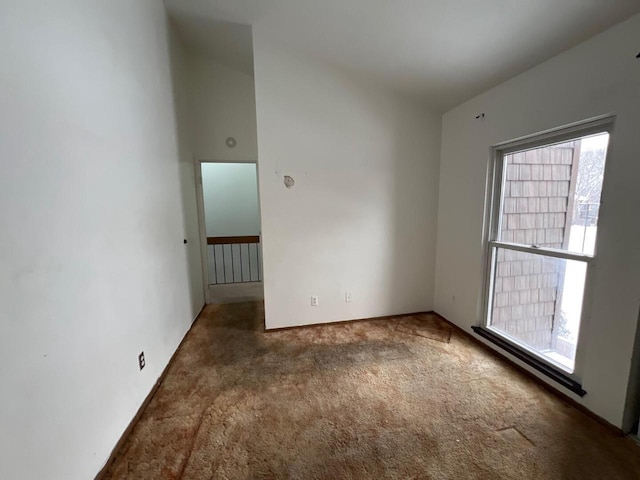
[165,0,640,111]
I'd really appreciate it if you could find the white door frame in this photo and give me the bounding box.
[194,159,260,304]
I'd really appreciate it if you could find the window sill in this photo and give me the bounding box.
[471,326,587,397]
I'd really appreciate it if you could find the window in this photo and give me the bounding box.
[478,118,612,392]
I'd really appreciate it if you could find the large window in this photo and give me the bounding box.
[481,118,612,389]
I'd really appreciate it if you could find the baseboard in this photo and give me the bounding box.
[264,310,434,333]
[94,303,206,480]
[431,312,623,436]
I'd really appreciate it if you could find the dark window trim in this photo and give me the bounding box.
[472,326,587,397]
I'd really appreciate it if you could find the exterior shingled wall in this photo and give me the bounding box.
[491,142,578,351]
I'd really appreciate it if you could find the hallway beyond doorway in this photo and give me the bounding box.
[196,162,263,304]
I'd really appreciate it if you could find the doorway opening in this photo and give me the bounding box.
[195,161,263,304]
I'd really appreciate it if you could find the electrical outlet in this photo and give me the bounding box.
[138,351,145,371]
[345,292,352,303]
[311,295,319,306]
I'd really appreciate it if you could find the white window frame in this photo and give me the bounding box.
[481,115,615,384]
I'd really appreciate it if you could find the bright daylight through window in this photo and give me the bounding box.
[486,130,610,373]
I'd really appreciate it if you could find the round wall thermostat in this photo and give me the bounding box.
[225,137,237,148]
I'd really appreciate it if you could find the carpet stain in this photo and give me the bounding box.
[496,427,536,447]
[395,314,452,343]
[102,302,640,479]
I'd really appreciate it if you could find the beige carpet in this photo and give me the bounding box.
[103,302,640,479]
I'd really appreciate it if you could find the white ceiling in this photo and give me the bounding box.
[165,0,640,111]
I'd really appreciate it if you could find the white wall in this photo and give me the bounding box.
[0,1,203,479]
[253,35,441,330]
[434,13,640,428]
[170,21,206,323]
[201,163,260,237]
[187,54,258,162]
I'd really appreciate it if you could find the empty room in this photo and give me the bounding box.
[3,0,640,479]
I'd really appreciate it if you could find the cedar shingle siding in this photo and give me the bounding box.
[492,142,578,351]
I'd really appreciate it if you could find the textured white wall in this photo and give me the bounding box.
[201,163,260,236]
[253,35,441,330]
[171,22,206,326]
[187,54,258,162]
[434,14,640,427]
[0,1,203,478]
